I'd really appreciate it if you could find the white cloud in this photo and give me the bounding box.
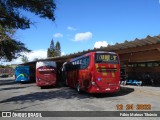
[94,41,109,48]
[25,49,47,61]
[67,26,76,31]
[74,32,92,41]
[3,49,47,65]
[53,33,63,38]
[61,52,65,56]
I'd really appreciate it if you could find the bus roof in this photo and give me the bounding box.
[95,51,117,54]
[16,66,29,68]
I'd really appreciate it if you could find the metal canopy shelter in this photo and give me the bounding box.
[21,35,160,65]
[21,35,160,86]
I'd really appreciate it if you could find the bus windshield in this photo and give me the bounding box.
[36,61,56,74]
[16,67,29,74]
[95,53,119,64]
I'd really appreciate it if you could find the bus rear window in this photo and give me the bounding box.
[95,53,119,63]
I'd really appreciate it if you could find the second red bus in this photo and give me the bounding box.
[64,51,120,93]
[36,61,57,87]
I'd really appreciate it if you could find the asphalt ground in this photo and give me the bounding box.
[0,77,159,120]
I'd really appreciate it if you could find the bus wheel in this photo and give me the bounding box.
[41,86,44,89]
[76,83,81,93]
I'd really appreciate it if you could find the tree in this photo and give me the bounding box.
[0,25,30,61]
[21,55,29,63]
[47,40,55,57]
[47,48,52,58]
[0,25,14,42]
[33,58,39,61]
[50,39,54,50]
[55,41,61,56]
[47,48,51,58]
[0,64,10,68]
[47,40,61,57]
[0,0,56,29]
[0,0,56,61]
[55,41,60,50]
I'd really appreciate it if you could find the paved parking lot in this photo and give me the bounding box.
[0,77,159,119]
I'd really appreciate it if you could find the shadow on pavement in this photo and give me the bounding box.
[0,79,17,86]
[0,87,89,104]
[0,78,35,86]
[0,86,29,91]
[0,86,134,104]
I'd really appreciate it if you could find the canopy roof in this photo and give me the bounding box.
[22,35,160,65]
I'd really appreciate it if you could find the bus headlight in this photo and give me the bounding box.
[91,81,95,85]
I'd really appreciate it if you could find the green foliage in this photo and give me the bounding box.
[47,40,61,57]
[0,0,56,61]
[50,39,54,50]
[55,41,61,56]
[0,39,30,61]
[0,25,14,42]
[47,48,51,57]
[0,64,11,68]
[0,26,30,61]
[47,48,54,57]
[21,55,29,63]
[0,0,56,29]
[33,58,39,61]
[55,41,61,50]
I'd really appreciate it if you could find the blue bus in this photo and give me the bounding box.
[15,66,35,83]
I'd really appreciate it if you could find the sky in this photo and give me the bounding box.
[3,0,160,65]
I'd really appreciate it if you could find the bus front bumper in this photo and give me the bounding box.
[36,80,56,87]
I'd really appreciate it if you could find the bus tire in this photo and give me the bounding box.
[76,83,81,94]
[40,87,43,89]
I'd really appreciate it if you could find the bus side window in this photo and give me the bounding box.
[79,59,82,64]
[74,60,79,70]
[86,57,90,65]
[80,56,90,69]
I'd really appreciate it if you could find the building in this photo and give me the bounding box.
[0,68,14,77]
[22,35,160,86]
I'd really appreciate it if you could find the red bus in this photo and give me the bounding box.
[36,61,57,87]
[64,51,120,93]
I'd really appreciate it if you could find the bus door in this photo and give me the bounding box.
[79,56,91,89]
